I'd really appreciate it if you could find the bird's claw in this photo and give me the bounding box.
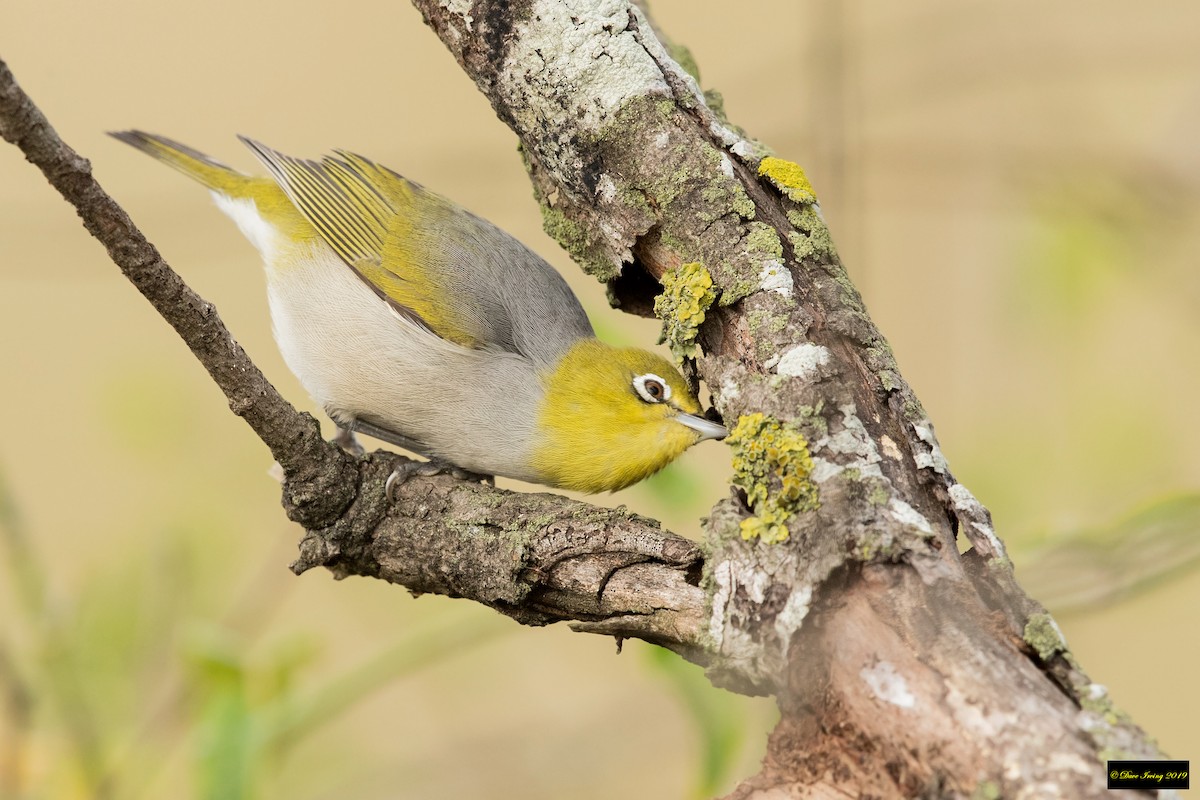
[385,459,495,501]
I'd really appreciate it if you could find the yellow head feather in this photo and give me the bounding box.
[532,339,706,492]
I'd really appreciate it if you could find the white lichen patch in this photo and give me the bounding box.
[880,435,902,461]
[888,498,933,535]
[758,260,793,297]
[912,420,949,474]
[860,660,915,708]
[503,0,669,137]
[441,0,474,29]
[707,559,734,645]
[947,684,1017,737]
[595,173,617,203]
[776,343,830,381]
[809,456,845,483]
[731,140,755,160]
[826,404,877,461]
[719,153,735,178]
[1046,752,1097,778]
[774,585,812,644]
[948,483,1007,559]
[714,376,740,415]
[708,119,743,149]
[810,404,885,482]
[597,218,628,258]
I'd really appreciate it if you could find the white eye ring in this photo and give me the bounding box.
[633,373,672,404]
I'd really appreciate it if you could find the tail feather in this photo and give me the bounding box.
[108,130,249,195]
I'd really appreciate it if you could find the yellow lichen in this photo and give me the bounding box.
[727,413,819,544]
[654,261,717,363]
[758,156,817,204]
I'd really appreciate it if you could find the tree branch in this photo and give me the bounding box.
[0,56,707,660]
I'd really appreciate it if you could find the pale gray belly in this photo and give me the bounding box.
[263,247,544,481]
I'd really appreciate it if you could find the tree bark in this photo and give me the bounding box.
[406,1,1163,797]
[0,0,1165,793]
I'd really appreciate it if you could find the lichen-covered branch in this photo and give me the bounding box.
[410,1,1162,796]
[0,56,706,657]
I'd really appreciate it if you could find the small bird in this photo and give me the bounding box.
[110,131,727,492]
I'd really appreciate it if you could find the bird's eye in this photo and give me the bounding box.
[633,373,671,404]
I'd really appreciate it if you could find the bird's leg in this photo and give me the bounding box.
[385,459,495,501]
[333,425,365,456]
[346,418,436,455]
[341,419,494,500]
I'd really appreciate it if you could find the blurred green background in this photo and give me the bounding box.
[2,1,1199,797]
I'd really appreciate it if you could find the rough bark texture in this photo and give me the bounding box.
[0,1,1166,793]
[408,1,1162,797]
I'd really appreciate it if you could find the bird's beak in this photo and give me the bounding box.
[675,412,729,442]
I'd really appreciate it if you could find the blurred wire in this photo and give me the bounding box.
[1015,493,1200,615]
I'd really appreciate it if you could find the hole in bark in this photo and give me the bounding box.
[607,258,660,317]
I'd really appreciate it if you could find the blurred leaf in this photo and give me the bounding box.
[642,646,750,799]
[1012,174,1155,325]
[1015,493,1200,615]
[95,367,202,458]
[0,462,47,620]
[636,460,703,514]
[263,611,508,753]
[185,624,258,800]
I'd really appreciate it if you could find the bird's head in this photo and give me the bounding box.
[532,339,727,493]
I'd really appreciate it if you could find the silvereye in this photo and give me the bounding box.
[110,131,727,492]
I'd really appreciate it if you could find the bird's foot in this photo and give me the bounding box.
[333,426,366,456]
[385,459,495,501]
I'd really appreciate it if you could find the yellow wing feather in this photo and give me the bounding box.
[108,130,317,246]
[112,131,489,349]
[239,138,481,348]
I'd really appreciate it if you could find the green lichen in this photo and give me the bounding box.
[796,403,828,436]
[639,141,720,211]
[786,207,836,263]
[746,222,784,259]
[971,780,1002,800]
[855,531,901,562]
[540,206,619,282]
[758,156,818,204]
[728,413,819,544]
[1078,681,1134,728]
[1023,612,1067,662]
[746,309,789,360]
[720,277,757,307]
[699,180,756,222]
[654,261,717,363]
[731,185,756,219]
[704,88,729,123]
[867,482,890,507]
[619,185,653,217]
[666,42,702,83]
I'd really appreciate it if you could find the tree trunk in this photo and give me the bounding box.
[0,0,1165,794]
[408,1,1161,796]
